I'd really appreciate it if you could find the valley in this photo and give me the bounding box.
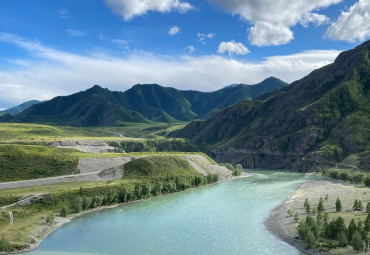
[0,41,369,255]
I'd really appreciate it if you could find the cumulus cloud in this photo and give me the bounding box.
[104,0,193,20]
[217,41,249,56]
[168,26,181,36]
[66,29,85,37]
[208,0,341,46]
[0,33,341,108]
[300,13,330,28]
[197,33,215,44]
[326,0,370,42]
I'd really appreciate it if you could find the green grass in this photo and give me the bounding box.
[0,144,79,182]
[122,155,200,178]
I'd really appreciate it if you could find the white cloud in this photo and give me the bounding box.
[104,0,193,20]
[248,22,294,46]
[197,33,215,44]
[185,45,195,53]
[300,13,330,28]
[168,26,181,36]
[217,41,249,56]
[208,0,341,46]
[66,29,85,37]
[58,8,69,19]
[0,33,341,108]
[326,0,370,42]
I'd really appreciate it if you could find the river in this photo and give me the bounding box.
[26,170,315,255]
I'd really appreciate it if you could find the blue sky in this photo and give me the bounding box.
[0,0,369,109]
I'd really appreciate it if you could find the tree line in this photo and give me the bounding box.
[296,197,370,251]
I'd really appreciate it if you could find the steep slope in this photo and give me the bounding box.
[172,40,370,171]
[3,77,286,126]
[0,100,43,116]
[13,86,147,126]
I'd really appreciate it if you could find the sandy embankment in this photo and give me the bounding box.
[265,180,370,255]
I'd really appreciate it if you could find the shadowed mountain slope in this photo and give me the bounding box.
[172,40,370,171]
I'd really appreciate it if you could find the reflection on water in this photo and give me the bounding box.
[26,170,314,255]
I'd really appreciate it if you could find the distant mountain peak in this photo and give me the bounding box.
[1,78,287,126]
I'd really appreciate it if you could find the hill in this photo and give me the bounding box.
[172,40,370,171]
[3,77,286,126]
[0,100,42,116]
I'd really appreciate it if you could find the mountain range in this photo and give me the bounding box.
[0,100,43,116]
[1,77,286,126]
[172,40,370,171]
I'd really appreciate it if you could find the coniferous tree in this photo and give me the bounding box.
[318,197,325,212]
[366,202,370,213]
[353,199,359,210]
[351,231,363,252]
[335,197,342,212]
[364,213,370,232]
[358,200,363,211]
[348,219,357,241]
[305,230,316,249]
[304,198,311,214]
[338,231,348,247]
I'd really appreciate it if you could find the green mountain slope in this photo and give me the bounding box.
[0,100,43,116]
[172,40,370,171]
[4,77,286,126]
[13,86,148,126]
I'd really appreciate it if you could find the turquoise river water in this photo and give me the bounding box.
[26,171,316,255]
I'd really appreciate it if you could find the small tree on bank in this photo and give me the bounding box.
[60,206,69,217]
[304,198,311,214]
[335,198,342,212]
[318,197,325,212]
[353,199,363,211]
[366,202,370,213]
[305,230,316,249]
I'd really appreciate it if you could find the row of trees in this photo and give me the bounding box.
[297,212,370,251]
[219,163,243,176]
[32,174,219,218]
[303,197,370,213]
[298,197,370,251]
[321,169,370,187]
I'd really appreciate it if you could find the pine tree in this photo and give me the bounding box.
[364,213,370,232]
[338,230,348,247]
[348,219,357,241]
[318,197,325,212]
[358,200,363,211]
[335,197,342,212]
[366,202,370,213]
[304,198,310,214]
[305,230,316,249]
[353,199,359,210]
[351,231,363,252]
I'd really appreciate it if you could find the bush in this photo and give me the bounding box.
[60,206,69,217]
[46,214,54,225]
[0,237,9,251]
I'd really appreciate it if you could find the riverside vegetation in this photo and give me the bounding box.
[0,122,226,252]
[296,197,370,252]
[0,155,220,252]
